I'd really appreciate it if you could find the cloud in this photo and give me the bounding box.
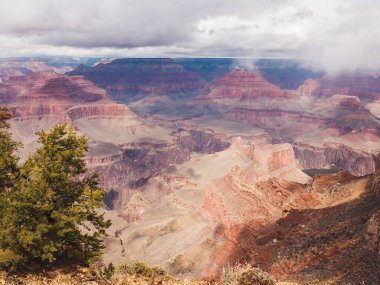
[0,0,379,73]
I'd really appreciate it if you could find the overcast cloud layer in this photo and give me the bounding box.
[0,0,379,73]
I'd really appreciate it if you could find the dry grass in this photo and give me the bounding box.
[220,264,276,285]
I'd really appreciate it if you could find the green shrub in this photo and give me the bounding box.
[121,262,166,277]
[0,121,111,269]
[103,262,115,280]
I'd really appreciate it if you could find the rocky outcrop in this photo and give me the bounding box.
[202,142,312,277]
[329,94,361,107]
[330,97,380,131]
[294,143,376,176]
[2,71,143,162]
[208,164,380,284]
[85,152,123,166]
[92,130,232,213]
[0,71,126,122]
[1,72,109,118]
[175,129,231,154]
[297,78,321,96]
[9,104,70,118]
[92,142,191,212]
[202,68,298,100]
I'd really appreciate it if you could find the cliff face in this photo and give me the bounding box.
[1,72,109,117]
[96,141,192,210]
[175,129,231,154]
[0,72,144,121]
[66,104,137,121]
[203,142,311,224]
[1,71,143,160]
[68,58,206,99]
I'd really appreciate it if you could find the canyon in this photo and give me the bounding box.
[1,57,380,284]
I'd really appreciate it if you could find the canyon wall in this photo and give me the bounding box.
[68,58,206,100]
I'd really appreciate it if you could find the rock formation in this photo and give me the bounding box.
[294,143,376,176]
[91,129,232,215]
[297,72,380,101]
[0,71,142,158]
[202,142,311,276]
[0,72,110,106]
[202,68,298,100]
[67,58,206,100]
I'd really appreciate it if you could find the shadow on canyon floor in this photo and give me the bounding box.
[230,178,380,284]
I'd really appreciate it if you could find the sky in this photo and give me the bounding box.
[0,0,379,73]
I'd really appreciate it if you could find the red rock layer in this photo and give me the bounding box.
[202,143,312,278]
[66,104,137,121]
[203,150,380,283]
[0,72,111,118]
[225,108,329,131]
[203,68,298,100]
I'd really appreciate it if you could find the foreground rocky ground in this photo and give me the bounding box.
[0,266,210,285]
[0,266,299,285]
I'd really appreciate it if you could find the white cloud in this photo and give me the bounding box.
[0,0,379,73]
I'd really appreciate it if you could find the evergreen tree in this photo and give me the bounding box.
[0,124,110,269]
[0,107,19,191]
